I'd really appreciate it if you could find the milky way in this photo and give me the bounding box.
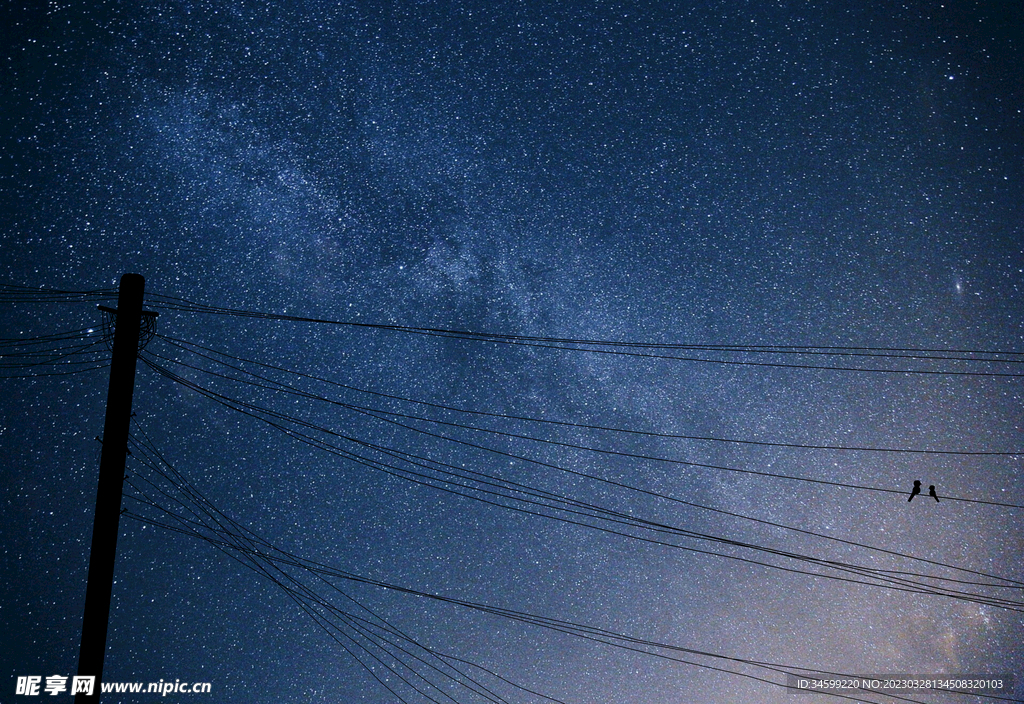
[2,2,1022,703]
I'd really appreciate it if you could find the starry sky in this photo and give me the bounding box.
[2,1,1023,702]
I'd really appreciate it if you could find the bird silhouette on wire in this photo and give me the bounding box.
[929,485,940,503]
[908,480,922,502]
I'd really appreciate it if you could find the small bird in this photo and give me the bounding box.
[929,485,939,503]
[908,480,922,502]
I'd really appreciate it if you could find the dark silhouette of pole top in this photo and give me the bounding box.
[908,480,922,502]
[929,485,940,502]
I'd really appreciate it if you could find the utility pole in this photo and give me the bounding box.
[76,273,145,703]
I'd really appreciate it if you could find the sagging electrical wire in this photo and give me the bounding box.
[123,427,580,704]
[144,337,1024,529]
[120,428,1017,704]
[156,333,1024,458]
[144,292,1024,378]
[138,355,1024,611]
[0,283,116,304]
[0,327,110,378]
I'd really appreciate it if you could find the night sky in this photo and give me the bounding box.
[2,1,1023,703]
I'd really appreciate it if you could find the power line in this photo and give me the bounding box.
[144,341,1024,512]
[0,326,102,346]
[0,283,116,304]
[137,356,1024,610]
[8,283,1019,699]
[122,428,579,704]
[142,339,1024,591]
[156,333,1024,458]
[144,293,1024,377]
[120,434,1015,704]
[139,345,1024,586]
[125,505,1022,704]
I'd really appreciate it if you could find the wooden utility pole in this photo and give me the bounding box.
[76,273,145,703]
